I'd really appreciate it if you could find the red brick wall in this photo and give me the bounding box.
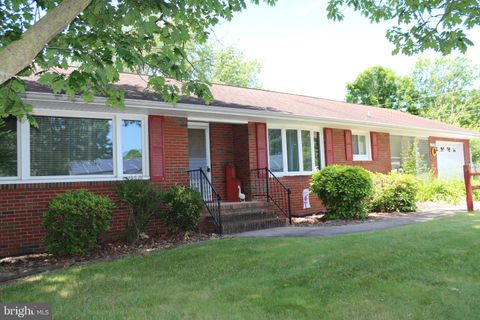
[428,136,470,176]
[210,123,235,199]
[0,116,190,257]
[209,122,254,200]
[247,126,392,216]
[277,175,324,216]
[330,129,391,173]
[154,116,189,187]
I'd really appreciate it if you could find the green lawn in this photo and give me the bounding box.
[2,214,480,319]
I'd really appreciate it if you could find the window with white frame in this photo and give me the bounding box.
[0,111,148,183]
[268,127,322,175]
[0,116,18,178]
[30,116,114,176]
[352,132,372,161]
[122,120,143,175]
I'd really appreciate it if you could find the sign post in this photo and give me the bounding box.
[464,164,474,212]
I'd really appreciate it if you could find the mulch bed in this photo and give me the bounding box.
[291,212,412,227]
[0,232,220,284]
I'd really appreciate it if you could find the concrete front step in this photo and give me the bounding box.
[220,201,270,212]
[221,211,278,222]
[222,218,286,234]
[215,201,287,234]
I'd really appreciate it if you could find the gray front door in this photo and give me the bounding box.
[188,125,211,180]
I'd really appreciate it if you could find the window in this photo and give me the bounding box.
[352,132,371,161]
[268,129,283,172]
[0,116,18,177]
[314,132,321,170]
[301,130,312,171]
[30,116,114,176]
[268,127,322,175]
[286,129,299,172]
[122,120,143,175]
[0,111,148,183]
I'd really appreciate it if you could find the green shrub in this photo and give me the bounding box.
[161,185,205,233]
[400,139,428,175]
[417,179,466,204]
[43,189,114,255]
[371,172,419,213]
[117,179,163,244]
[311,165,373,219]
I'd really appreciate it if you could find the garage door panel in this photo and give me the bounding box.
[436,141,465,180]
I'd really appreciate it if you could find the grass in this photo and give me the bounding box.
[2,214,480,319]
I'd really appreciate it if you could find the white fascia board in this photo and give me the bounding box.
[24,91,480,140]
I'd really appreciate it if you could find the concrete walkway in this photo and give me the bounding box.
[236,209,463,238]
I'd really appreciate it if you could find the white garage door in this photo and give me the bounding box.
[436,141,465,180]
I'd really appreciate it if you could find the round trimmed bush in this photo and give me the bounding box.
[311,165,373,219]
[161,185,205,233]
[371,172,419,213]
[43,189,114,255]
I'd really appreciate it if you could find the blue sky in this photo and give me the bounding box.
[212,0,480,101]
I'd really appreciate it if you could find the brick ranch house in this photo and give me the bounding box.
[1,73,478,257]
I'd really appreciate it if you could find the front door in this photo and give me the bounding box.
[188,123,211,180]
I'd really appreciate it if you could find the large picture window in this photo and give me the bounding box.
[0,111,147,183]
[0,116,18,177]
[30,116,114,176]
[268,127,322,175]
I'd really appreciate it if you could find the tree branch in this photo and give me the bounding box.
[0,0,93,85]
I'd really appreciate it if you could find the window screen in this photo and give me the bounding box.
[353,134,367,155]
[286,129,299,172]
[30,116,113,176]
[302,130,312,171]
[0,116,17,177]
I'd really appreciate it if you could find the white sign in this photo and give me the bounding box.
[303,189,311,209]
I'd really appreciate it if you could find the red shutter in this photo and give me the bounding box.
[344,130,353,161]
[324,128,334,165]
[149,115,165,180]
[371,132,379,161]
[256,123,268,169]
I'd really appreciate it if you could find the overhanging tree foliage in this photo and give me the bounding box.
[0,0,275,122]
[2,0,480,123]
[327,0,480,55]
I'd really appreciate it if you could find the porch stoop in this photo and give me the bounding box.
[219,201,286,234]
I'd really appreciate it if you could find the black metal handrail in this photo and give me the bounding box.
[251,167,292,224]
[187,169,222,234]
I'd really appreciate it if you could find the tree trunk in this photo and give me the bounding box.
[0,0,92,85]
